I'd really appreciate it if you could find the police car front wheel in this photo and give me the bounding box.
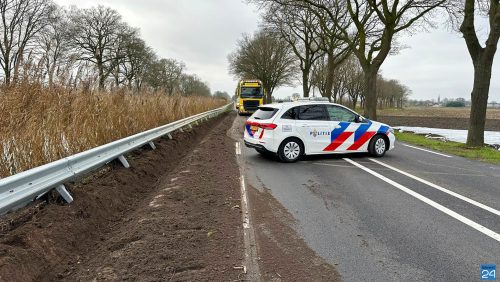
[278,138,304,163]
[369,135,387,157]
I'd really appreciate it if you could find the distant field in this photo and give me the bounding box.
[378,107,500,119]
[374,107,500,131]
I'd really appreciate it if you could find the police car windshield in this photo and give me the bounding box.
[241,87,263,98]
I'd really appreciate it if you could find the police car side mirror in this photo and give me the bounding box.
[355,115,363,123]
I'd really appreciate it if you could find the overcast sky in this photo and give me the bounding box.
[54,0,500,102]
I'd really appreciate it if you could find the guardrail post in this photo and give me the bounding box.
[148,141,156,150]
[167,133,173,140]
[56,184,73,203]
[189,124,193,129]
[118,155,130,168]
[179,128,184,133]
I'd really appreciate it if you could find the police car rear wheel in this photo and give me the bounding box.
[369,135,387,157]
[278,138,303,162]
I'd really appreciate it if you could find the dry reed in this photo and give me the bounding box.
[0,84,226,178]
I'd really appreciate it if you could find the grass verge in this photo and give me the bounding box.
[395,132,500,164]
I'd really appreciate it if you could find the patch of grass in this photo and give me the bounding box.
[395,132,500,164]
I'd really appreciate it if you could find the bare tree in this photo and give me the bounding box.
[160,59,185,96]
[0,0,54,85]
[119,34,154,91]
[145,58,185,95]
[262,2,323,97]
[0,1,224,98]
[313,53,350,102]
[68,5,125,90]
[179,74,211,97]
[331,60,349,103]
[311,55,328,97]
[448,0,500,146]
[301,0,445,120]
[377,77,409,109]
[109,26,136,88]
[39,5,70,87]
[256,0,351,100]
[312,0,351,102]
[213,90,231,101]
[228,31,297,103]
[344,56,364,108]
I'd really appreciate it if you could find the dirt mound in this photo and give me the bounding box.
[0,112,243,281]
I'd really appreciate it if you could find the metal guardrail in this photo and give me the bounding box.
[0,103,232,215]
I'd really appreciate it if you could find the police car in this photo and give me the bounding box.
[243,99,395,162]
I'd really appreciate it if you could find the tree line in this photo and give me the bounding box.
[229,0,500,147]
[0,0,212,96]
[312,54,410,109]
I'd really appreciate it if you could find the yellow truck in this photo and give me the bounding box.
[235,79,265,115]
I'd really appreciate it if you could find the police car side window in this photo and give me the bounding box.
[326,105,356,122]
[298,105,329,121]
[281,107,298,120]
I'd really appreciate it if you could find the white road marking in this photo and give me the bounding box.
[313,163,358,169]
[314,161,485,177]
[240,176,250,229]
[235,141,242,155]
[369,158,500,217]
[402,144,452,158]
[344,158,500,242]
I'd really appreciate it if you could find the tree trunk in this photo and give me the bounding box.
[265,87,272,104]
[324,52,335,101]
[114,68,120,88]
[98,60,105,91]
[4,68,10,86]
[48,63,56,88]
[302,71,310,98]
[460,0,500,147]
[363,67,378,120]
[466,59,493,146]
[99,75,105,91]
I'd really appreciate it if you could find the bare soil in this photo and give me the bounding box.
[248,186,340,282]
[378,116,500,131]
[0,112,244,281]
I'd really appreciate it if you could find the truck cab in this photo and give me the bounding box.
[235,79,265,115]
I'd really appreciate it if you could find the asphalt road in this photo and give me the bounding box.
[237,116,500,282]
